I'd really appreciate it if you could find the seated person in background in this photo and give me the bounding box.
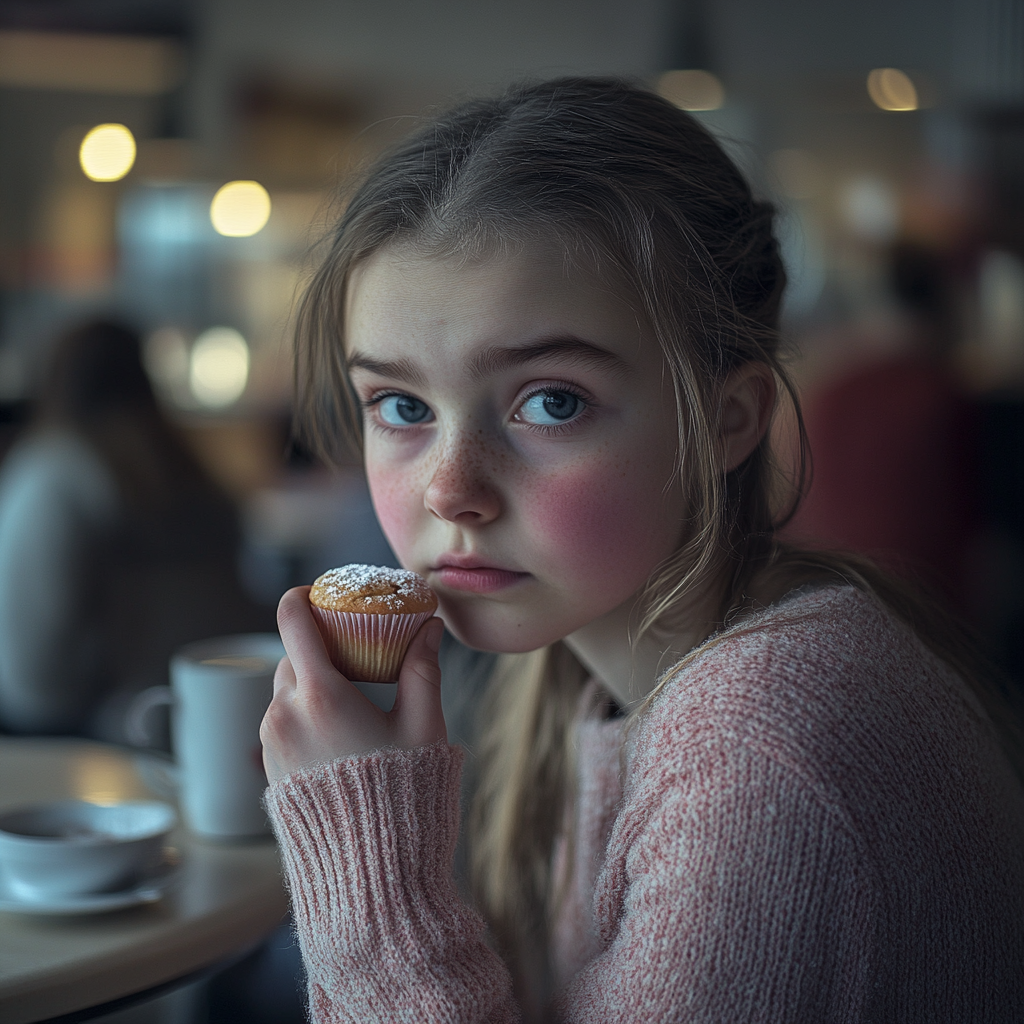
[787,241,978,610]
[0,318,270,741]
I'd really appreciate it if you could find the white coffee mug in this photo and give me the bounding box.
[169,633,284,840]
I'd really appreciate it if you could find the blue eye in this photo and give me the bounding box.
[517,389,583,425]
[377,394,433,425]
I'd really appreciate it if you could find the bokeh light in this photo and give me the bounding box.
[210,180,272,237]
[867,69,918,111]
[656,70,725,111]
[189,327,250,407]
[79,123,136,182]
[840,176,899,243]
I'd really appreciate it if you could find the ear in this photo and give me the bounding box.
[720,363,776,472]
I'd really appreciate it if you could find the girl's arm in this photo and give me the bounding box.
[267,743,518,1023]
[262,590,874,1022]
[261,587,520,1021]
[266,704,871,1023]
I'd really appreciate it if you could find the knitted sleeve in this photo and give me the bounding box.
[559,740,878,1021]
[265,742,519,1024]
[267,736,877,1022]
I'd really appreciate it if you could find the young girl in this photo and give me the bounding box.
[259,78,1024,1022]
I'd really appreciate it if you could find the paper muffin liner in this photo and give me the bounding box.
[310,607,434,682]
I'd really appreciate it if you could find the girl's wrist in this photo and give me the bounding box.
[267,742,465,948]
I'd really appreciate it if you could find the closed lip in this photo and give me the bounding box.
[430,556,529,594]
[431,553,520,572]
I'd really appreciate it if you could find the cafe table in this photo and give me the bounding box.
[0,736,289,1023]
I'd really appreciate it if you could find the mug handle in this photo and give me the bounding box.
[125,685,174,747]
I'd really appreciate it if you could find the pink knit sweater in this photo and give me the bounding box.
[266,587,1024,1021]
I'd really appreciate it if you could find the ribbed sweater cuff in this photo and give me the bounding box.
[265,741,466,960]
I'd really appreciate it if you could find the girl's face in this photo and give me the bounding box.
[345,244,687,653]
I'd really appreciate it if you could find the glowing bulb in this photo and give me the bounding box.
[210,180,271,237]
[189,327,250,407]
[867,69,918,111]
[657,69,725,111]
[79,123,136,181]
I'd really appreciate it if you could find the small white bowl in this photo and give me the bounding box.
[0,799,176,901]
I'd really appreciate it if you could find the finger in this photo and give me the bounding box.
[261,744,281,784]
[276,586,342,686]
[260,700,292,785]
[273,655,296,695]
[393,618,447,748]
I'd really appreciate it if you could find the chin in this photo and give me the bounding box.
[436,599,570,655]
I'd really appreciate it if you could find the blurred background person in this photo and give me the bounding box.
[786,240,979,609]
[0,317,270,741]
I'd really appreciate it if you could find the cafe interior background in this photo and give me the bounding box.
[0,0,1021,1021]
[0,0,1022,727]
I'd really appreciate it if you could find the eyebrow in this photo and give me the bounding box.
[345,353,427,387]
[345,334,631,387]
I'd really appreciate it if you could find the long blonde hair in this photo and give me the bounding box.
[290,77,1021,976]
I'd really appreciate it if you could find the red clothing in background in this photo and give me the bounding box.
[789,355,978,604]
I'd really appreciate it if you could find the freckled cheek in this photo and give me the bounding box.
[365,461,426,561]
[523,463,680,589]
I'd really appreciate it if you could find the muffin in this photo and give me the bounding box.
[308,564,438,682]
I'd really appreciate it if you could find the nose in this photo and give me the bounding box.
[424,435,501,526]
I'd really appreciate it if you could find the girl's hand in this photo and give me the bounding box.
[260,586,447,785]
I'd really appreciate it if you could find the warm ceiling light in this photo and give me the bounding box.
[79,123,136,181]
[210,180,271,237]
[189,327,250,407]
[867,69,918,111]
[657,69,725,111]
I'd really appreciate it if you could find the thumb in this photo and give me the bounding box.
[392,617,447,749]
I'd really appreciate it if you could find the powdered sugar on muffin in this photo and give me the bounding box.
[310,565,436,615]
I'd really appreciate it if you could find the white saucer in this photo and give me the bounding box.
[0,853,180,916]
